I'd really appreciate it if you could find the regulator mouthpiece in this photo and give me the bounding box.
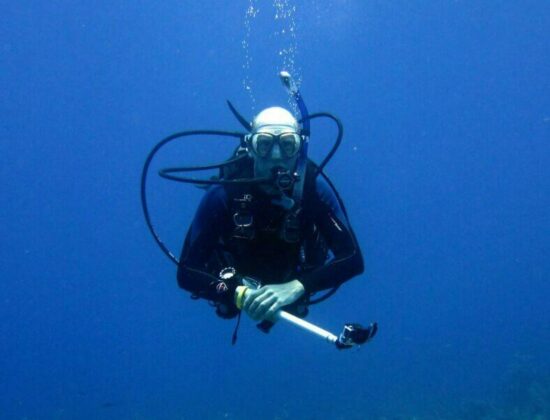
[273,168,295,190]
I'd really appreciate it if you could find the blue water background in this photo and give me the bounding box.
[1,1,549,418]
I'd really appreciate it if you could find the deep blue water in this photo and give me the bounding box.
[1,1,549,419]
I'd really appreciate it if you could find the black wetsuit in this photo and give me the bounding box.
[177,175,364,318]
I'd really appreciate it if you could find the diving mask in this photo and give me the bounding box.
[250,132,302,159]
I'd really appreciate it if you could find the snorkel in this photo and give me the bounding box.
[280,71,309,209]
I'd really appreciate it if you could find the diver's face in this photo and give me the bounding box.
[250,126,301,192]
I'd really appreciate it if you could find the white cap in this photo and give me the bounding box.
[251,107,298,134]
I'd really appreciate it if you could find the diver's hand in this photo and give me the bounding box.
[241,280,305,322]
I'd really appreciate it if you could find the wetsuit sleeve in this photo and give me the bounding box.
[177,186,239,305]
[299,178,364,294]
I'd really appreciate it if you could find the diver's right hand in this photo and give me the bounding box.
[236,280,304,322]
[237,286,271,321]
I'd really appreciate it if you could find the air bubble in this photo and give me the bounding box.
[241,0,302,113]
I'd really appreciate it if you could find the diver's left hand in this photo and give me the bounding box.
[242,279,305,322]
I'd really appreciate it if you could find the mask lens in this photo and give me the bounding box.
[279,133,300,158]
[253,134,274,157]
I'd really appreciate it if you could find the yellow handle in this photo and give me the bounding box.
[235,286,248,310]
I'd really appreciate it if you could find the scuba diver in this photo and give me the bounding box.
[178,105,363,326]
[141,72,377,348]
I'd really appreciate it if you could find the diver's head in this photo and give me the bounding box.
[248,107,302,192]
